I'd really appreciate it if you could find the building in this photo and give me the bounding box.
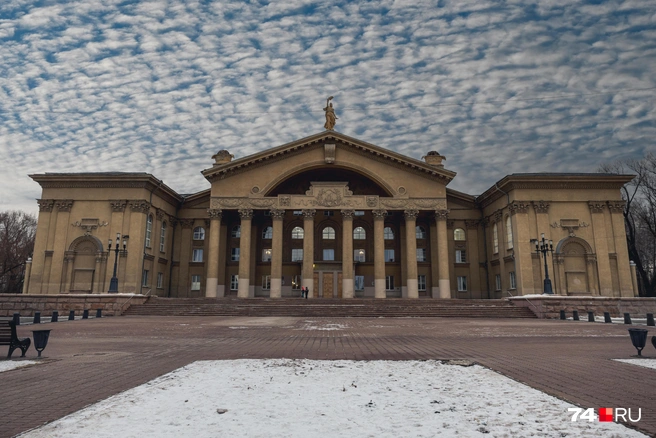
[24,130,636,299]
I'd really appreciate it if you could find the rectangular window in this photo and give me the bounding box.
[142,270,149,286]
[355,275,365,291]
[262,275,271,290]
[495,274,501,291]
[416,248,426,262]
[386,275,395,290]
[192,248,203,262]
[293,210,303,215]
[457,276,467,292]
[191,275,201,290]
[157,272,163,289]
[291,248,303,262]
[231,248,240,261]
[509,271,517,290]
[262,248,272,262]
[323,249,335,261]
[145,216,153,248]
[455,249,466,263]
[160,223,166,252]
[324,211,334,216]
[230,274,239,290]
[354,211,365,216]
[384,249,395,262]
[292,275,301,290]
[418,275,426,291]
[354,249,365,262]
[493,225,499,254]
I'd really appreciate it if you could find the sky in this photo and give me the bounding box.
[1,0,655,214]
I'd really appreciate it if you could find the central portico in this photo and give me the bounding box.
[201,131,455,300]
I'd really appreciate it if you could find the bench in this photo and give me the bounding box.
[0,320,31,358]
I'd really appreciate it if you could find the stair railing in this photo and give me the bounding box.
[506,289,542,317]
[118,289,152,315]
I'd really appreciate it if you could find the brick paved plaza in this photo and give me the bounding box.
[1,316,655,437]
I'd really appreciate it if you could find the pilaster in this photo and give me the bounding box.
[301,209,316,298]
[341,209,355,299]
[270,209,285,298]
[435,209,451,299]
[373,209,387,298]
[205,209,222,298]
[237,209,253,298]
[404,209,419,299]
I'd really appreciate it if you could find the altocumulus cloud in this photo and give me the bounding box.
[0,0,654,212]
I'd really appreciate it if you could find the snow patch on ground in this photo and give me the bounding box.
[614,359,656,370]
[19,359,647,438]
[0,360,38,373]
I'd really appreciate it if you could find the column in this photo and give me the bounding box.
[373,209,387,298]
[429,219,440,298]
[341,209,355,299]
[28,200,54,294]
[22,258,32,294]
[178,219,194,297]
[404,210,419,299]
[608,201,634,297]
[270,209,285,298]
[205,208,222,298]
[436,209,451,299]
[237,209,253,298]
[465,220,481,298]
[63,253,74,293]
[588,202,613,296]
[301,209,316,298]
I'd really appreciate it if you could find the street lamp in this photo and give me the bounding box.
[108,233,127,293]
[534,233,554,294]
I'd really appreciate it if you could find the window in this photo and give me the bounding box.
[262,275,271,290]
[353,227,366,239]
[495,274,501,291]
[157,272,163,289]
[354,211,365,216]
[291,248,303,262]
[293,210,303,215]
[230,274,239,290]
[262,226,273,239]
[193,226,205,240]
[416,226,426,239]
[457,276,467,291]
[191,275,201,291]
[354,249,365,262]
[493,225,499,254]
[355,275,364,291]
[160,222,167,252]
[292,275,301,290]
[231,225,241,238]
[418,275,426,291]
[192,248,204,262]
[384,249,395,262]
[262,248,272,262]
[384,227,394,240]
[506,217,513,249]
[145,215,153,247]
[323,227,335,239]
[292,226,304,239]
[142,270,149,286]
[455,250,466,263]
[324,211,334,216]
[416,248,426,262]
[231,248,240,261]
[263,210,271,216]
[509,271,517,289]
[386,275,395,290]
[323,249,335,261]
[454,228,466,241]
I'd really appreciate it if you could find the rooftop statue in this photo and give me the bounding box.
[323,96,337,130]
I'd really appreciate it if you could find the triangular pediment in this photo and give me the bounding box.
[201,131,456,185]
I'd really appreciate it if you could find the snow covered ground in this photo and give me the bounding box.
[19,359,647,438]
[0,360,37,373]
[614,359,656,370]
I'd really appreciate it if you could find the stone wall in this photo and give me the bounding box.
[0,294,149,317]
[509,296,656,319]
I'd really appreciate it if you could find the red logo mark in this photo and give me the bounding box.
[599,408,613,422]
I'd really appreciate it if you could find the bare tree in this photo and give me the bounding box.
[600,153,656,297]
[0,210,37,293]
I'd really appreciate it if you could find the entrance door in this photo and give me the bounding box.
[322,272,333,298]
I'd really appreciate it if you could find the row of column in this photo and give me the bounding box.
[205,208,452,299]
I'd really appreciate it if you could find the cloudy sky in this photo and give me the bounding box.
[1,0,654,214]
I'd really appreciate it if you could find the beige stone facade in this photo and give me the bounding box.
[25,131,635,299]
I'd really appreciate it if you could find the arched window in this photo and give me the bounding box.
[292,226,304,239]
[493,224,499,254]
[506,216,513,249]
[159,222,167,252]
[416,226,426,239]
[193,226,205,240]
[322,227,335,240]
[353,227,366,239]
[262,226,273,239]
[231,225,241,238]
[454,228,466,241]
[145,215,153,247]
[384,227,394,240]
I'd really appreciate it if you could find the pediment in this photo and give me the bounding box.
[201,131,456,185]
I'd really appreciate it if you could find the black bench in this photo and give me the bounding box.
[0,320,31,358]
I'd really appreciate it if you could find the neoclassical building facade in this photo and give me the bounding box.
[25,131,636,299]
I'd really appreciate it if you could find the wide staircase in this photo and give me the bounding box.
[123,297,537,318]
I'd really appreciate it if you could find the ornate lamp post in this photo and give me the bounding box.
[108,233,127,293]
[535,233,554,294]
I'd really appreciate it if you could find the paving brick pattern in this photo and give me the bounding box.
[1,316,654,437]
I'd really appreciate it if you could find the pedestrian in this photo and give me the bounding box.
[305,287,308,299]
[301,287,306,299]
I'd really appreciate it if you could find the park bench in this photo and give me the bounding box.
[0,320,31,358]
